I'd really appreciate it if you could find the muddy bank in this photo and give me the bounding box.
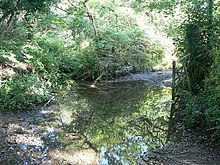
[0,105,99,165]
[0,106,59,164]
[140,130,220,165]
[105,70,172,87]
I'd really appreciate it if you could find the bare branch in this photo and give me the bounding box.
[82,0,98,36]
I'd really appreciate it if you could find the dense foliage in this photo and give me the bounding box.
[149,0,220,139]
[177,0,220,139]
[132,0,220,139]
[0,0,165,110]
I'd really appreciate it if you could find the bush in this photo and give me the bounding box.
[23,36,76,84]
[180,86,220,139]
[180,91,202,127]
[0,34,75,111]
[204,63,220,138]
[0,0,166,111]
[0,75,51,111]
[69,28,164,80]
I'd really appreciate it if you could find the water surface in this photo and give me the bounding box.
[55,81,171,164]
[0,80,172,165]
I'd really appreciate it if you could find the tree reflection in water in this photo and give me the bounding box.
[57,81,171,164]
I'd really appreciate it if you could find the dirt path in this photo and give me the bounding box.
[140,130,220,165]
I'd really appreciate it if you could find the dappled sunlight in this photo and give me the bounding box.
[109,4,175,69]
[80,39,91,50]
[9,134,44,147]
[58,108,73,126]
[49,0,174,77]
[135,12,176,69]
[0,74,174,164]
[48,149,98,165]
[0,66,16,83]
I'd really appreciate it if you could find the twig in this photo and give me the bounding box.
[44,96,55,107]
[54,5,70,14]
[82,0,98,36]
[206,127,218,131]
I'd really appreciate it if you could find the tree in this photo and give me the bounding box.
[174,0,219,93]
[0,0,58,32]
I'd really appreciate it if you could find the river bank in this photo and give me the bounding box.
[104,70,172,87]
[141,130,220,165]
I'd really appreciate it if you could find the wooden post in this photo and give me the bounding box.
[184,63,192,92]
[172,61,176,101]
[167,60,176,141]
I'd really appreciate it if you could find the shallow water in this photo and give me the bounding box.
[0,80,172,165]
[55,81,172,164]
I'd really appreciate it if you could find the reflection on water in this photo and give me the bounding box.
[57,81,171,164]
[99,136,148,165]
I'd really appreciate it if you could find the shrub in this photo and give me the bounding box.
[180,91,202,127]
[180,87,220,139]
[0,75,51,111]
[69,28,164,80]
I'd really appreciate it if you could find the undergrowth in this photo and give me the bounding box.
[180,50,220,139]
[0,24,164,111]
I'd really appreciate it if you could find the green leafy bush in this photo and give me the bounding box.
[180,87,220,138]
[170,0,220,140]
[23,36,74,84]
[0,34,75,111]
[0,75,51,111]
[47,0,165,80]
[180,91,202,127]
[203,47,220,138]
[69,28,164,80]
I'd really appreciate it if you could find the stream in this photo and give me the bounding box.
[0,71,173,165]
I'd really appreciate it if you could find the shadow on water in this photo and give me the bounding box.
[56,81,172,164]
